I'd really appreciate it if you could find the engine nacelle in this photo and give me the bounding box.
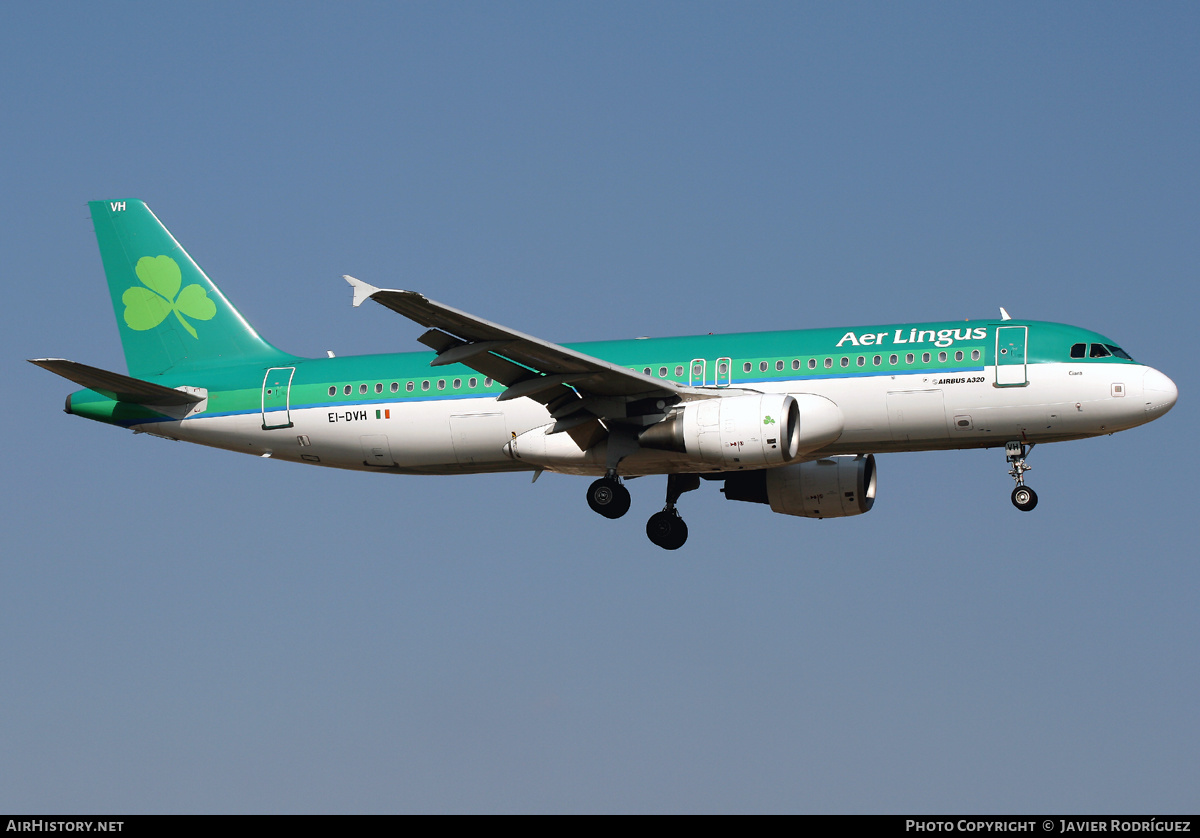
[722,454,877,518]
[639,393,842,469]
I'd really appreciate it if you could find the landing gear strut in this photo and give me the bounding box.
[1005,441,1038,512]
[587,470,631,519]
[646,474,699,550]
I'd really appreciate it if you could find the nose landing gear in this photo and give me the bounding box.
[1006,441,1038,512]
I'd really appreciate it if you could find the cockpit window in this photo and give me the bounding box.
[1070,343,1086,359]
[1106,344,1133,361]
[1089,343,1112,358]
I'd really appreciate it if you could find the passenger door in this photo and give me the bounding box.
[261,367,295,430]
[994,326,1028,387]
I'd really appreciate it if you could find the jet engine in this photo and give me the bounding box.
[722,454,877,518]
[639,393,842,469]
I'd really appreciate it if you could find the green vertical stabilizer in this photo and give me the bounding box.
[89,200,299,377]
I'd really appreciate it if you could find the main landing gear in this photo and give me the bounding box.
[586,471,700,550]
[1005,441,1038,512]
[646,474,700,551]
[586,471,632,519]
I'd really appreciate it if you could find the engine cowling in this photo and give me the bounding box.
[722,454,877,518]
[639,393,842,468]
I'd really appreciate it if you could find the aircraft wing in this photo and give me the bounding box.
[344,277,699,433]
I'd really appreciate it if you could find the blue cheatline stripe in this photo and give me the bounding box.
[119,367,992,427]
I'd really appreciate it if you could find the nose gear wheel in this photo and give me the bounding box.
[1005,441,1037,512]
[1011,485,1038,511]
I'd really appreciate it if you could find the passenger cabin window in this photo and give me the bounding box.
[406,382,415,392]
[1070,343,1087,359]
[775,360,784,371]
[808,359,817,370]
[792,359,800,370]
[328,386,336,396]
[955,351,963,361]
[824,358,833,369]
[890,354,898,365]
[674,366,684,377]
[857,356,865,367]
[469,378,478,388]
[659,366,668,377]
[1089,344,1112,358]
[873,355,881,366]
[390,382,399,393]
[971,350,981,361]
[759,361,768,372]
[375,383,383,394]
[421,381,430,391]
[343,385,352,395]
[743,362,752,373]
[840,357,849,368]
[359,384,368,394]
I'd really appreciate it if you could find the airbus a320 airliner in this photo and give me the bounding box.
[32,201,1178,549]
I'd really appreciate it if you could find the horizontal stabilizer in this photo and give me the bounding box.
[28,359,203,405]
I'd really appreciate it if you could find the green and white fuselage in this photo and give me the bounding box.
[63,319,1173,472]
[34,201,1178,549]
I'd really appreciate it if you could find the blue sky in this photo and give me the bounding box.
[2,2,1197,813]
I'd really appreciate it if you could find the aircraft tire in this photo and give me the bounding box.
[646,509,688,550]
[1011,485,1038,512]
[588,477,631,519]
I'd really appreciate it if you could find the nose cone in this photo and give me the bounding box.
[1142,367,1178,417]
